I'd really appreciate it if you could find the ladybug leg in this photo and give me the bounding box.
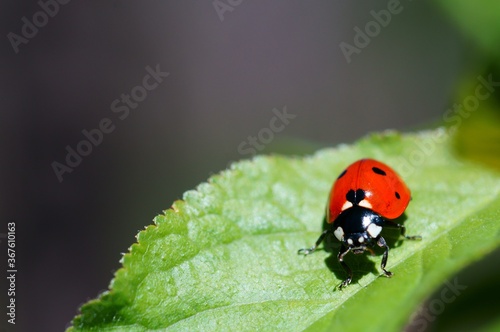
[384,220,422,240]
[365,247,375,256]
[377,236,393,278]
[298,229,329,255]
[338,245,353,289]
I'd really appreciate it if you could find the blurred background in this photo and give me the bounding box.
[1,1,499,331]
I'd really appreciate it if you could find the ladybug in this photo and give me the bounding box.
[298,158,421,289]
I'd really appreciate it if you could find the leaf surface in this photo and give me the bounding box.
[68,129,500,332]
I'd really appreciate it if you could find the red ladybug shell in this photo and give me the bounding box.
[327,159,411,222]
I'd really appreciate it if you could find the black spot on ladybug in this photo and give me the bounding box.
[337,169,347,180]
[395,191,401,199]
[346,189,366,205]
[372,167,386,176]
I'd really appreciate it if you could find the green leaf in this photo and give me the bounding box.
[483,318,500,332]
[68,129,500,332]
[452,69,500,170]
[436,0,500,58]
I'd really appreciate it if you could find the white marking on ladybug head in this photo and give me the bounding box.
[358,236,364,243]
[358,200,372,209]
[367,223,382,238]
[334,226,344,241]
[341,201,353,211]
[361,215,373,228]
[347,238,354,245]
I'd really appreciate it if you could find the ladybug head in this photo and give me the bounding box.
[332,205,385,251]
